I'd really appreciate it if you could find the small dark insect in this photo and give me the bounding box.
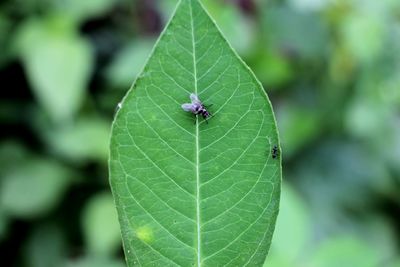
[181,93,212,123]
[271,145,279,159]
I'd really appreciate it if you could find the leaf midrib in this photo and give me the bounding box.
[189,1,201,266]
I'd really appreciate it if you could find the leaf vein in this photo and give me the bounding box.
[201,108,263,185]
[144,89,195,137]
[124,122,195,198]
[124,179,195,250]
[136,100,195,166]
[202,182,276,262]
[158,58,191,94]
[126,174,195,222]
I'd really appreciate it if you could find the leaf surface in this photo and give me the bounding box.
[16,18,93,123]
[109,0,281,266]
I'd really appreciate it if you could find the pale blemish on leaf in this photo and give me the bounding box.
[135,225,154,244]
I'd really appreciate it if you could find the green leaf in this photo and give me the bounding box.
[57,0,118,22]
[43,116,111,163]
[0,158,72,218]
[341,3,385,63]
[261,6,328,59]
[82,192,121,256]
[309,236,381,267]
[264,183,310,266]
[109,0,281,266]
[388,259,400,267]
[15,18,93,123]
[201,0,255,54]
[106,39,155,89]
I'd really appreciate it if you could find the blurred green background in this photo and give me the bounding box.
[1,0,399,266]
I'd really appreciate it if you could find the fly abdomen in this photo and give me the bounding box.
[199,108,210,119]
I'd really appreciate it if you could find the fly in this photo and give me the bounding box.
[271,145,279,159]
[181,93,212,123]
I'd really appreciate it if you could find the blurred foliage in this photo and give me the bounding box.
[0,0,399,266]
[15,17,93,123]
[81,192,121,256]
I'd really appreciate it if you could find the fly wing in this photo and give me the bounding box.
[181,103,196,112]
[190,93,201,104]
